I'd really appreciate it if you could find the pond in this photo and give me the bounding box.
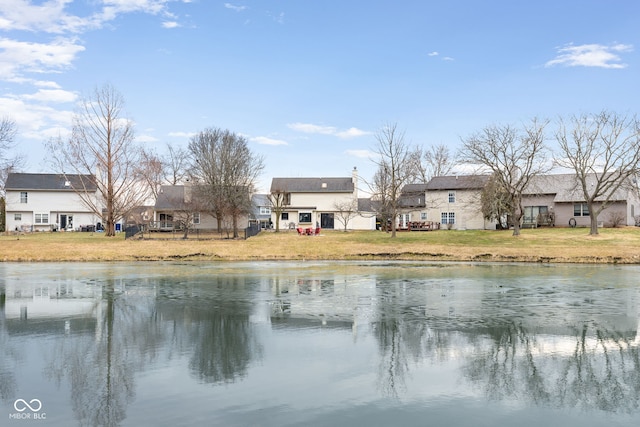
[1,261,639,426]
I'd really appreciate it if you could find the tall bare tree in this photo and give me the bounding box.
[137,144,190,203]
[555,111,640,235]
[47,84,148,237]
[0,117,25,194]
[189,128,264,237]
[460,119,549,236]
[370,123,415,237]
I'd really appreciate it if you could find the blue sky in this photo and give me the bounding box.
[1,1,639,192]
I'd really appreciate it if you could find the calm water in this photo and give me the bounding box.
[1,261,640,427]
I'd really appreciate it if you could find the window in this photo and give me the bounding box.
[281,212,289,221]
[284,193,291,205]
[20,192,27,203]
[192,212,200,224]
[448,191,456,203]
[574,203,589,217]
[35,213,49,224]
[420,212,427,220]
[14,213,22,221]
[523,206,548,224]
[260,206,271,215]
[441,212,455,224]
[299,212,312,223]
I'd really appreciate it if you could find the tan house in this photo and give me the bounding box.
[269,168,376,230]
[403,173,640,230]
[407,175,493,230]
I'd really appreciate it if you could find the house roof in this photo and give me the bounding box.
[155,185,186,210]
[5,173,97,191]
[270,177,354,193]
[526,173,633,202]
[425,175,490,191]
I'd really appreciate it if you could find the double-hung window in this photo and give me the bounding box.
[441,212,455,224]
[448,191,456,203]
[574,203,589,217]
[35,213,49,224]
[20,192,28,203]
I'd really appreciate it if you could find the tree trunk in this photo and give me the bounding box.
[589,211,600,235]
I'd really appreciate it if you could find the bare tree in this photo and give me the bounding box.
[480,173,511,229]
[333,199,359,231]
[460,119,549,236]
[137,148,164,202]
[47,84,148,237]
[555,111,640,235]
[409,143,455,184]
[189,128,264,238]
[164,144,190,185]
[267,188,288,232]
[370,123,415,237]
[369,163,394,232]
[0,117,25,194]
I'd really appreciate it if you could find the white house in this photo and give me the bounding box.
[269,167,376,230]
[5,173,101,232]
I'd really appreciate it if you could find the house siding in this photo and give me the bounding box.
[5,189,99,232]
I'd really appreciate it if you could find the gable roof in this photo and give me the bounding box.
[425,175,490,191]
[155,185,187,210]
[270,177,354,193]
[5,173,97,191]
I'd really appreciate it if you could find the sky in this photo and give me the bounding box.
[1,0,639,192]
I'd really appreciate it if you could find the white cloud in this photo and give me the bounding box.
[288,122,370,139]
[428,51,439,57]
[251,136,288,146]
[545,43,633,69]
[287,122,337,135]
[135,134,159,143]
[335,127,372,139]
[168,131,196,138]
[0,37,85,80]
[224,3,247,12]
[345,149,373,159]
[21,89,77,103]
[162,21,180,29]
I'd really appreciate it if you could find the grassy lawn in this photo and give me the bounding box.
[1,227,640,263]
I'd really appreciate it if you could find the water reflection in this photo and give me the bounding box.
[0,262,639,426]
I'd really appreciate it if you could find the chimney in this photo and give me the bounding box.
[352,167,358,200]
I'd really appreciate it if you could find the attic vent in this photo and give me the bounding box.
[321,182,327,188]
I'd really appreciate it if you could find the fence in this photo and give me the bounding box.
[125,223,261,240]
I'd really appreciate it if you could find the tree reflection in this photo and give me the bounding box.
[188,312,259,384]
[46,279,165,426]
[462,321,640,413]
[0,288,19,402]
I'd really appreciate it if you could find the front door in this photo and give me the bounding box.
[321,213,334,229]
[60,214,67,229]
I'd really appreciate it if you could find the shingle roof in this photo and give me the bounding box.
[425,175,490,191]
[5,173,97,191]
[155,185,186,210]
[270,177,354,193]
[526,173,631,202]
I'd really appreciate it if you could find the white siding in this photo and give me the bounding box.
[5,189,100,232]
